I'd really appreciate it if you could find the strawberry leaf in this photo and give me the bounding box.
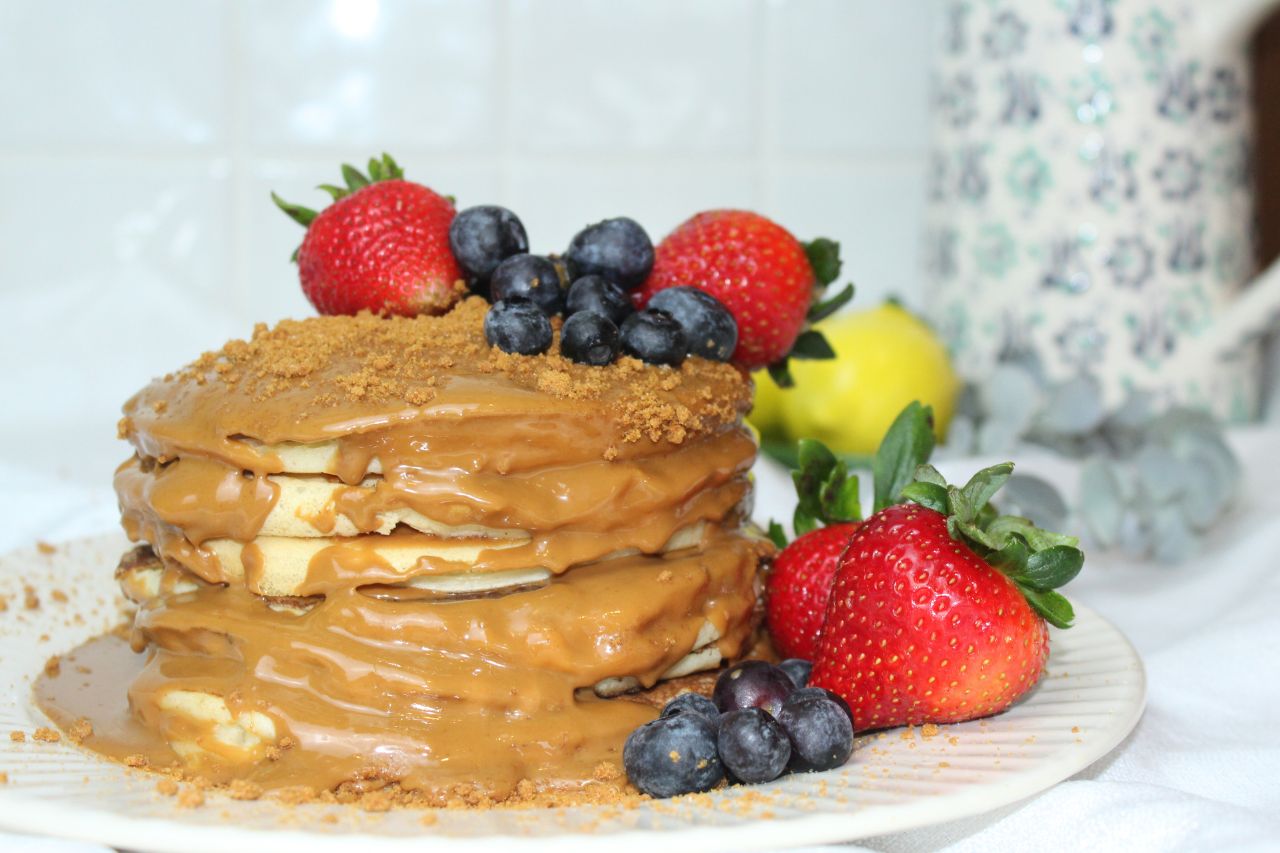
[767,359,795,389]
[766,520,788,550]
[317,183,350,201]
[901,481,948,514]
[271,192,318,228]
[821,469,861,523]
[1020,546,1084,591]
[872,402,936,512]
[789,330,836,360]
[986,516,1079,551]
[380,152,404,180]
[1019,587,1075,629]
[368,156,385,182]
[957,463,1014,521]
[912,463,947,487]
[807,283,854,324]
[803,237,842,287]
[342,163,370,192]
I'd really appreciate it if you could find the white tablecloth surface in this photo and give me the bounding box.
[2,430,1278,852]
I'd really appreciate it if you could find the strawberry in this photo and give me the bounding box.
[811,460,1082,731]
[767,522,860,659]
[634,210,852,376]
[766,402,937,660]
[273,153,463,316]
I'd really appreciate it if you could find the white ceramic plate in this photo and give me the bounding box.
[0,533,1146,852]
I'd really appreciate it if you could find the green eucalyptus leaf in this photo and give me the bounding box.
[901,481,948,514]
[1021,546,1084,590]
[789,329,836,360]
[1020,587,1075,629]
[803,237,842,286]
[871,402,936,512]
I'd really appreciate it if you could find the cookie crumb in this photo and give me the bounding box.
[36,541,56,555]
[656,570,674,584]
[23,587,39,610]
[177,785,205,809]
[593,761,622,782]
[0,772,8,784]
[9,731,24,743]
[421,812,439,826]
[51,590,68,603]
[43,656,61,677]
[67,718,93,743]
[920,723,940,739]
[32,727,61,743]
[227,779,263,801]
[1071,726,1080,733]
[156,778,179,796]
[124,754,149,768]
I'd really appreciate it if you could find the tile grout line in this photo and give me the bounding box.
[495,0,515,204]
[227,0,251,320]
[754,0,776,211]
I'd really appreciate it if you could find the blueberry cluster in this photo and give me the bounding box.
[623,659,854,798]
[449,207,737,367]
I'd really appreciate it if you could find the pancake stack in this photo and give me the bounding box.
[111,298,770,799]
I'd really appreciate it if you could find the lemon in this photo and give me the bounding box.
[779,303,960,456]
[746,368,789,439]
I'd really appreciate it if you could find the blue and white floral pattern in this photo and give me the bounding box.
[926,0,1265,421]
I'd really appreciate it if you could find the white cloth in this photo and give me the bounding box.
[3,431,1279,852]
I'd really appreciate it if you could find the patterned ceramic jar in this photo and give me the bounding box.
[925,0,1280,420]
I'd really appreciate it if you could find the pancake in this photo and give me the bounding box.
[61,298,773,802]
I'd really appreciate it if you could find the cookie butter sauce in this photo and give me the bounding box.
[37,298,772,803]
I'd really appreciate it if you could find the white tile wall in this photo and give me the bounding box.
[0,0,934,487]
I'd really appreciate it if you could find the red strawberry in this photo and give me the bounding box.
[765,402,937,660]
[635,210,850,374]
[274,154,463,316]
[811,462,1082,732]
[766,522,860,659]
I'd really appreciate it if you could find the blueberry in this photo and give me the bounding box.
[484,299,552,355]
[776,688,855,773]
[566,275,634,326]
[660,692,721,723]
[623,712,723,798]
[560,312,620,366]
[620,310,687,367]
[490,254,565,316]
[717,708,792,784]
[712,660,795,717]
[777,658,813,690]
[448,205,529,296]
[566,217,654,290]
[787,686,854,727]
[646,287,738,362]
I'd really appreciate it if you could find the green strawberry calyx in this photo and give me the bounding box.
[767,401,936,549]
[900,464,1083,629]
[766,237,855,388]
[271,153,407,260]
